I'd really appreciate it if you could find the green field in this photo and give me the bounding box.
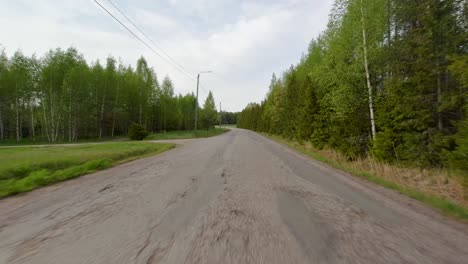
[0,142,174,198]
[146,128,228,140]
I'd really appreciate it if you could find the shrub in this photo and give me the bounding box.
[128,123,148,140]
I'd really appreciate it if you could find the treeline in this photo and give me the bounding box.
[220,111,238,125]
[0,47,228,142]
[239,0,467,170]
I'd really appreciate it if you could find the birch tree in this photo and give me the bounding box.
[10,51,34,142]
[0,49,8,140]
[359,0,376,140]
[0,47,220,142]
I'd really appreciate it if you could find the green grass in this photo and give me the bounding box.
[146,128,228,140]
[0,142,174,198]
[262,133,468,221]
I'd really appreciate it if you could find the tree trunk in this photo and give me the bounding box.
[435,52,443,130]
[111,112,116,137]
[15,82,20,142]
[30,100,35,141]
[386,0,393,80]
[360,0,376,140]
[49,71,56,142]
[19,106,23,140]
[111,78,119,137]
[96,84,99,137]
[42,94,50,142]
[54,117,60,142]
[50,94,54,141]
[99,93,106,139]
[68,90,72,142]
[387,0,391,43]
[437,68,442,130]
[139,86,142,124]
[159,106,162,132]
[139,104,142,125]
[73,115,77,141]
[99,76,107,139]
[150,111,154,132]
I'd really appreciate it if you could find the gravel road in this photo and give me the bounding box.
[1,129,468,263]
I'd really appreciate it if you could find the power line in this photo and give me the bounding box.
[104,0,195,78]
[92,0,195,81]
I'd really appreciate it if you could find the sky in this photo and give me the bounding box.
[0,0,334,112]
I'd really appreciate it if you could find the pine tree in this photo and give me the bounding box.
[201,91,217,130]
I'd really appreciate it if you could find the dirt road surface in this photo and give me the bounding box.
[1,129,468,263]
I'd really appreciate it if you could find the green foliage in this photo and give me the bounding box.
[0,47,225,143]
[448,54,468,173]
[200,91,218,130]
[220,111,238,125]
[146,128,227,140]
[450,120,468,169]
[239,0,468,171]
[0,142,174,197]
[128,123,149,140]
[451,119,468,198]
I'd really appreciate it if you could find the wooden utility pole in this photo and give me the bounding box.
[194,73,200,131]
[194,71,211,131]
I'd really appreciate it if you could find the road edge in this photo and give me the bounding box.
[256,131,468,222]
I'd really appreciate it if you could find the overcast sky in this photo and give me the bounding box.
[0,0,333,111]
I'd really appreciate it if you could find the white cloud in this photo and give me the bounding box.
[0,0,334,111]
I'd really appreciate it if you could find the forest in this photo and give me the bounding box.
[238,0,467,172]
[0,47,235,143]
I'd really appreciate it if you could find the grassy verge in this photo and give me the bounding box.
[146,128,228,140]
[262,133,468,220]
[0,142,174,198]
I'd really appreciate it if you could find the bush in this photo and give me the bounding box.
[128,123,148,140]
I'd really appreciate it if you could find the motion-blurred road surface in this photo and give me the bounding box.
[1,129,468,263]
